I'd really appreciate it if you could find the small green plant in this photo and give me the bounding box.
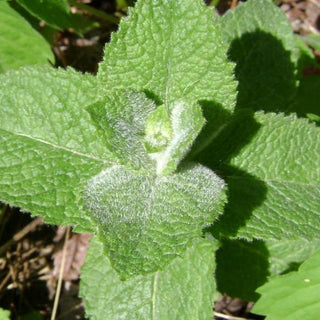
[1,0,320,319]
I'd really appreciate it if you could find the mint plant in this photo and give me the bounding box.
[1,0,320,319]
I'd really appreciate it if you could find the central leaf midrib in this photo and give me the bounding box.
[151,271,159,320]
[1,128,111,164]
[164,0,175,109]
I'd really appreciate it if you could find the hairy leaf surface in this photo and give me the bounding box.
[87,91,157,170]
[253,249,320,320]
[81,236,217,320]
[97,0,237,113]
[151,101,205,175]
[0,67,116,231]
[84,164,225,277]
[0,1,54,72]
[88,91,205,174]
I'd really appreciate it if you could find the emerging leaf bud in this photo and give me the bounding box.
[144,104,173,153]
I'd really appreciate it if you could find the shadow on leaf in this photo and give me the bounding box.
[289,75,320,122]
[194,108,261,169]
[228,31,297,112]
[215,238,269,301]
[187,100,232,160]
[195,109,267,237]
[210,166,267,238]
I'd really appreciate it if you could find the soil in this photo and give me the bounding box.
[1,1,319,319]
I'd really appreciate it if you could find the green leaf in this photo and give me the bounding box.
[0,1,54,72]
[144,104,172,153]
[214,238,320,301]
[87,91,157,170]
[253,249,320,320]
[88,91,205,174]
[15,0,73,30]
[0,308,10,320]
[208,112,320,240]
[215,239,269,301]
[221,0,299,111]
[307,113,320,124]
[148,101,205,175]
[84,163,225,277]
[293,75,320,118]
[0,0,230,280]
[303,33,320,52]
[294,34,317,73]
[81,235,217,320]
[0,67,116,231]
[97,0,237,113]
[266,239,320,276]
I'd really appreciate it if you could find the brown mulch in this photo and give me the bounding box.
[0,206,90,319]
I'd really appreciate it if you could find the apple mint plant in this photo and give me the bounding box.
[1,0,320,319]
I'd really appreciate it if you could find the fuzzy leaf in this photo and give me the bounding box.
[151,101,205,175]
[0,67,116,231]
[81,236,217,320]
[253,249,320,320]
[0,0,231,280]
[83,163,225,277]
[0,1,54,72]
[87,91,157,170]
[89,92,205,174]
[207,112,320,240]
[97,0,237,113]
[221,0,299,111]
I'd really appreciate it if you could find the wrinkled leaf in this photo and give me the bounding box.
[207,112,320,240]
[87,91,156,170]
[84,163,225,277]
[98,0,237,115]
[0,67,116,231]
[81,236,218,320]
